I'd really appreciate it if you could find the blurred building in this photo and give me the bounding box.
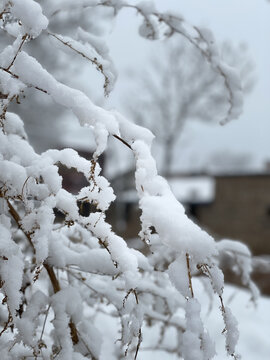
[108,170,270,293]
[192,173,270,256]
[109,171,270,256]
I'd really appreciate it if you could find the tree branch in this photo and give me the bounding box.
[6,34,28,71]
[113,134,132,150]
[186,253,194,298]
[4,197,79,345]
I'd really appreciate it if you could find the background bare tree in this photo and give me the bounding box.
[125,38,255,176]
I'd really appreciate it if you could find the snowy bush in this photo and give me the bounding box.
[0,1,258,359]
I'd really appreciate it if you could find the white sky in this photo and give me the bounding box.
[104,0,270,173]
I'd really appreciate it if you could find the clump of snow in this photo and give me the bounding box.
[11,0,48,37]
[3,112,27,139]
[0,224,24,317]
[16,290,48,347]
[217,239,259,301]
[222,306,239,357]
[182,298,215,360]
[0,69,26,99]
[168,254,190,298]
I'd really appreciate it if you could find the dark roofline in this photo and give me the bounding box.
[168,171,270,179]
[110,168,270,182]
[214,172,270,178]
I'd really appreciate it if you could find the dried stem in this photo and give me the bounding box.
[113,134,132,149]
[47,32,110,95]
[0,67,48,94]
[123,288,139,307]
[186,253,194,298]
[43,264,60,293]
[219,294,225,313]
[6,34,28,71]
[134,328,142,360]
[39,304,51,343]
[6,198,35,250]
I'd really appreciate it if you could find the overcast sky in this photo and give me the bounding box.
[103,0,270,172]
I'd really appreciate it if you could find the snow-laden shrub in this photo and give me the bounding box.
[0,1,258,359]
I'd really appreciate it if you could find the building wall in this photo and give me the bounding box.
[196,175,270,255]
[109,174,270,255]
[108,201,141,239]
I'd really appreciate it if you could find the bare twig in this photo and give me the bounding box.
[39,304,51,342]
[0,312,13,336]
[0,67,48,94]
[113,134,132,149]
[123,288,139,307]
[186,253,194,298]
[6,34,28,71]
[47,32,110,95]
[21,176,31,199]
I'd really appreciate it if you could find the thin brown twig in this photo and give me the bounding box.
[39,304,51,343]
[0,67,48,94]
[219,294,225,313]
[43,264,60,293]
[21,176,31,199]
[6,198,35,250]
[134,328,142,360]
[0,11,10,20]
[113,134,132,149]
[0,312,13,336]
[76,329,97,360]
[47,32,95,64]
[186,253,194,298]
[6,34,28,71]
[123,288,139,308]
[47,32,110,94]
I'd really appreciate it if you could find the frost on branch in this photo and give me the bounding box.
[0,1,255,359]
